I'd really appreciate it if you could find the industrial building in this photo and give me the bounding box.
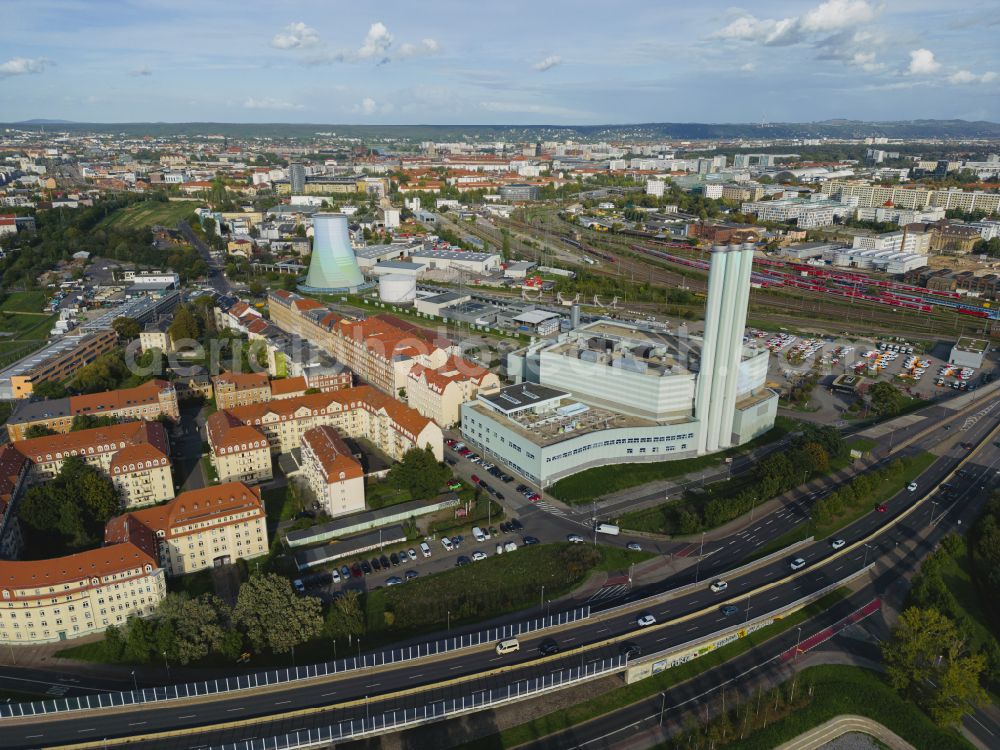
[464,244,777,487]
[949,338,988,369]
[299,213,371,294]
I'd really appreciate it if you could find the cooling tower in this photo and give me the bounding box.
[298,214,367,293]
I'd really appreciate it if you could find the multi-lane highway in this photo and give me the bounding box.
[3,398,997,750]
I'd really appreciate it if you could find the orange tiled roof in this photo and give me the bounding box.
[69,380,172,416]
[212,371,270,390]
[206,411,268,453]
[13,420,168,462]
[0,543,157,593]
[302,425,363,483]
[269,376,307,397]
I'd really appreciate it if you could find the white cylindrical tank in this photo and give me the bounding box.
[379,274,417,303]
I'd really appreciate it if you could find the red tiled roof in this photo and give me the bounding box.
[0,543,157,592]
[69,380,172,416]
[269,376,307,397]
[302,425,363,483]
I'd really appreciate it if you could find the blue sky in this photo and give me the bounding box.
[0,0,997,124]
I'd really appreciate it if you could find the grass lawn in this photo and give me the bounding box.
[456,589,850,750]
[0,310,58,339]
[97,200,201,229]
[549,417,798,505]
[0,290,48,313]
[748,451,936,561]
[365,481,412,510]
[262,485,300,524]
[722,665,972,750]
[363,543,649,647]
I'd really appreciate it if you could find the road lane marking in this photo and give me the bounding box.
[321,692,336,697]
[226,707,243,712]
[274,700,290,705]
[408,673,424,680]
[128,722,146,727]
[178,714,197,719]
[78,729,95,733]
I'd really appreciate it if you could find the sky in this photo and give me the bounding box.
[0,0,998,125]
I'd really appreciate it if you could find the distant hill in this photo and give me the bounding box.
[3,119,1000,141]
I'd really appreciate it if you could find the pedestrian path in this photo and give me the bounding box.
[535,500,568,518]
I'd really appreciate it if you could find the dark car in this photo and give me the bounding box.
[379,555,391,569]
[510,518,524,531]
[721,605,739,616]
[341,565,351,579]
[523,536,540,545]
[495,492,505,501]
[445,457,457,467]
[501,474,514,483]
[516,484,529,494]
[456,555,471,567]
[371,557,382,572]
[538,638,560,656]
[390,552,401,567]
[405,569,419,580]
[360,560,372,575]
[619,642,642,660]
[351,563,363,578]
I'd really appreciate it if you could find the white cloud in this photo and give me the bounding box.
[740,62,756,72]
[357,22,393,61]
[533,54,562,72]
[129,65,152,77]
[243,96,303,110]
[908,48,941,75]
[0,57,51,78]
[713,1,877,48]
[800,0,876,33]
[271,22,321,50]
[948,69,997,84]
[397,38,441,59]
[479,100,591,118]
[351,97,394,116]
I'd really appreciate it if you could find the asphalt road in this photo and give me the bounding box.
[177,221,232,295]
[4,405,996,750]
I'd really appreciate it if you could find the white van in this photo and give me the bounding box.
[495,638,520,656]
[596,523,620,536]
[420,542,432,558]
[472,526,486,543]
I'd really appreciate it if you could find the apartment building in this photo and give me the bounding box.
[851,231,931,255]
[205,412,273,484]
[300,426,365,517]
[0,543,165,644]
[6,329,118,400]
[212,371,271,410]
[218,385,443,462]
[11,421,173,508]
[104,482,268,577]
[139,318,172,354]
[406,356,501,427]
[6,380,180,442]
[822,181,1000,215]
[0,445,29,560]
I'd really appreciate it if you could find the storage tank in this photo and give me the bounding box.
[379,274,417,304]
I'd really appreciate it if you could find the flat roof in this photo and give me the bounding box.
[513,309,560,325]
[421,291,469,305]
[412,248,498,261]
[293,525,408,569]
[954,337,988,353]
[478,382,567,414]
[285,494,459,546]
[375,260,426,271]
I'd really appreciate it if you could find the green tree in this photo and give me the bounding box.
[169,305,202,343]
[883,606,988,727]
[31,380,67,400]
[868,381,907,418]
[157,593,234,665]
[323,590,365,641]
[71,414,118,431]
[24,424,58,438]
[387,447,451,500]
[112,316,141,340]
[233,574,322,654]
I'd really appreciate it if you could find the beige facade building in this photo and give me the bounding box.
[11,421,174,508]
[205,412,273,484]
[139,319,172,354]
[213,371,272,410]
[105,482,268,577]
[822,181,1000,215]
[0,543,165,644]
[300,426,365,517]
[220,385,443,462]
[406,356,501,427]
[6,380,180,442]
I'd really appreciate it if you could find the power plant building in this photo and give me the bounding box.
[463,243,777,487]
[299,214,371,294]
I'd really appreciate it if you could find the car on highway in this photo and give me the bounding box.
[456,555,471,567]
[710,580,729,593]
[875,503,888,513]
[907,482,918,492]
[831,539,846,550]
[636,614,657,627]
[789,557,806,571]
[721,605,739,616]
[538,639,560,656]
[385,576,403,586]
[619,642,642,660]
[627,542,643,552]
[567,534,585,544]
[472,551,487,562]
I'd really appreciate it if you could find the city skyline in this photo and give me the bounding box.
[1,0,998,124]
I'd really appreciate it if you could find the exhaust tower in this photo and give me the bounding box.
[298,214,368,294]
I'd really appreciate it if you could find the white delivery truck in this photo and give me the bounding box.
[596,523,620,536]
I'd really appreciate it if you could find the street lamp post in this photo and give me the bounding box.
[659,691,667,727]
[131,670,138,693]
[162,651,170,681]
[863,543,873,567]
[447,610,451,632]
[795,626,803,662]
[540,585,545,612]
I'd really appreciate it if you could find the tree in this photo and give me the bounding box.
[157,593,234,665]
[32,380,67,400]
[868,381,907,418]
[169,305,201,343]
[324,590,365,641]
[71,414,118,431]
[883,606,987,727]
[233,574,322,654]
[112,316,141,340]
[24,424,58,438]
[387,447,451,500]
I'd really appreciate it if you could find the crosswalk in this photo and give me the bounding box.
[588,583,630,604]
[534,501,568,518]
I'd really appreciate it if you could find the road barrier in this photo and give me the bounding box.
[0,605,591,720]
[197,655,629,750]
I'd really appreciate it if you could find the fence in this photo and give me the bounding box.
[0,605,590,719]
[206,654,627,750]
